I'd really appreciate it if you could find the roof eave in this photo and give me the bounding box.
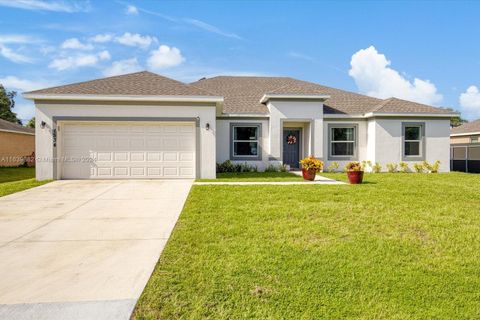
[260,94,330,104]
[23,93,224,103]
[0,128,35,135]
[450,131,480,137]
[365,111,459,118]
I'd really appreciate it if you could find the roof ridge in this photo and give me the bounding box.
[371,97,395,112]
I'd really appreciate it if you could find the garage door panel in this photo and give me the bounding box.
[61,122,195,179]
[146,152,161,161]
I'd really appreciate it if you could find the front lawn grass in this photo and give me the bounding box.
[0,167,50,197]
[134,173,480,319]
[0,167,35,183]
[197,171,303,182]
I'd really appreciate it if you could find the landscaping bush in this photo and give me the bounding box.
[217,160,257,173]
[326,161,339,173]
[413,163,424,173]
[386,163,398,173]
[399,162,409,173]
[372,162,382,173]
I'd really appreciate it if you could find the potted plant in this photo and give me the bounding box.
[299,156,323,181]
[345,161,364,184]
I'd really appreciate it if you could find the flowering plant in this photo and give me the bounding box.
[345,161,362,172]
[299,156,323,173]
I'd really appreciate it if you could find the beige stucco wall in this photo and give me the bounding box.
[0,131,35,166]
[451,134,480,144]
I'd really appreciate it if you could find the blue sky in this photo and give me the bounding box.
[1,0,480,123]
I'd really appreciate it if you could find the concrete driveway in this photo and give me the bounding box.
[0,179,193,320]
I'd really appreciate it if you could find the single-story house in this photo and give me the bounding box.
[0,118,35,167]
[24,71,457,180]
[451,119,480,144]
[450,119,480,173]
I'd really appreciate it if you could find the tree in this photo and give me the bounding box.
[451,116,468,127]
[26,117,35,128]
[0,84,21,124]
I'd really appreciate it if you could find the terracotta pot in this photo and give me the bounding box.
[347,171,364,184]
[302,168,316,181]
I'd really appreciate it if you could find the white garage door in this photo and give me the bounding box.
[60,122,196,179]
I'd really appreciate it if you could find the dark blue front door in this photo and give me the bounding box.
[283,129,301,169]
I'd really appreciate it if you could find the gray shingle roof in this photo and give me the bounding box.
[451,119,480,134]
[0,118,34,134]
[25,71,454,116]
[192,76,452,115]
[372,97,453,114]
[25,71,212,96]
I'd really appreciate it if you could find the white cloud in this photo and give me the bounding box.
[349,46,442,105]
[0,44,33,63]
[147,45,184,70]
[0,0,90,12]
[183,18,242,40]
[103,58,142,77]
[49,54,98,70]
[125,4,138,15]
[0,34,37,44]
[0,76,52,92]
[49,50,112,71]
[90,33,113,43]
[459,85,480,120]
[61,38,94,50]
[114,32,158,49]
[288,51,315,62]
[98,50,111,61]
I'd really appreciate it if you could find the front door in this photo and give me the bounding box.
[283,129,301,169]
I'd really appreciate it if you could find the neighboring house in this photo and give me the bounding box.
[24,71,457,180]
[0,118,35,167]
[450,119,480,173]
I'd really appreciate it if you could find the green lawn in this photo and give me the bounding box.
[197,171,303,182]
[134,173,480,319]
[0,167,50,197]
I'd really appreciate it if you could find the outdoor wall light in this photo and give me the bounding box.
[206,123,210,130]
[40,121,46,129]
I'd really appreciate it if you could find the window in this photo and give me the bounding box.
[402,123,425,160]
[230,124,261,160]
[328,124,357,160]
[471,136,479,143]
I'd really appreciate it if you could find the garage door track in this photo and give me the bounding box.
[0,179,193,320]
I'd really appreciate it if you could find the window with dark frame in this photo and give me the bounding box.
[404,125,422,157]
[232,125,259,158]
[330,127,355,157]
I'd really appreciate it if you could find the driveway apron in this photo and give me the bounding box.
[0,179,193,320]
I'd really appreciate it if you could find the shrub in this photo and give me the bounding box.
[299,156,324,173]
[398,162,409,173]
[431,160,441,173]
[361,160,372,172]
[217,160,257,173]
[265,163,289,172]
[386,163,398,173]
[372,162,382,173]
[422,160,441,173]
[327,162,340,173]
[345,161,362,172]
[413,163,424,173]
[217,160,234,173]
